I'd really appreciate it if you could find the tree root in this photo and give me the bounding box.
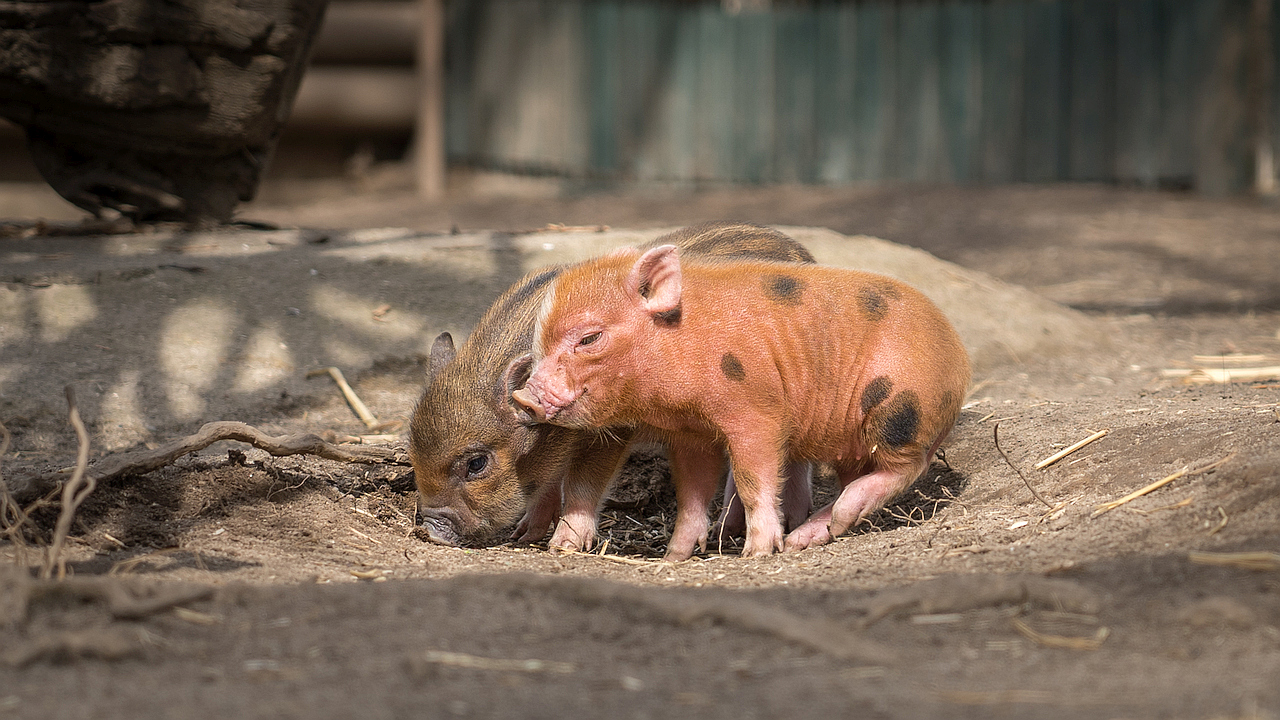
[470,574,895,664]
[10,421,405,504]
[856,574,1102,629]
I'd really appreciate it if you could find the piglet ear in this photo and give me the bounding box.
[626,244,682,316]
[500,353,536,422]
[427,332,456,383]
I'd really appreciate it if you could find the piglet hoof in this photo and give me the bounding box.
[548,518,595,553]
[740,532,783,558]
[783,523,833,552]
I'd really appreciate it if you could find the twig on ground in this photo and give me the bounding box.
[413,650,576,674]
[42,387,93,580]
[1092,454,1234,517]
[559,549,659,567]
[1034,429,1109,470]
[1011,617,1109,650]
[307,367,387,430]
[1208,506,1229,536]
[993,422,1053,510]
[1188,551,1280,571]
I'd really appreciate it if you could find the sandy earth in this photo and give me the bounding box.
[1,179,1279,719]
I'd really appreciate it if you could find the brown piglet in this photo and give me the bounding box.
[409,223,815,552]
[512,244,970,558]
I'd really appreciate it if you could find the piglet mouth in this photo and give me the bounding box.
[415,507,462,546]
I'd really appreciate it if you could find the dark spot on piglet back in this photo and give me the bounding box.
[880,391,921,448]
[763,274,804,306]
[860,376,892,414]
[858,287,888,321]
[721,353,746,382]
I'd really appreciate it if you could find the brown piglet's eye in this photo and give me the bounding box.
[465,454,489,477]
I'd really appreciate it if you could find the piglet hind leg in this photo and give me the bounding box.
[712,460,812,541]
[547,436,631,552]
[828,456,929,539]
[663,445,726,561]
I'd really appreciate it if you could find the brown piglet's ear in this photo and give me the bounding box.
[427,332,456,383]
[626,244,682,316]
[500,353,536,420]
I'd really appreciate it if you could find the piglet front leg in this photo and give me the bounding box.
[725,438,787,557]
[664,444,727,561]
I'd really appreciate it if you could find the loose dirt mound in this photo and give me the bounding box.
[2,187,1279,719]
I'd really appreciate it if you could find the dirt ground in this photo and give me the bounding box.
[2,178,1279,719]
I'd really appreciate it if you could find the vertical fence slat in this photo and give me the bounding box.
[733,12,776,182]
[774,9,818,182]
[696,5,734,182]
[586,1,619,176]
[815,4,857,183]
[979,1,1025,181]
[1115,0,1161,186]
[1023,0,1067,182]
[852,3,895,181]
[895,2,943,182]
[939,0,982,183]
[1067,0,1117,181]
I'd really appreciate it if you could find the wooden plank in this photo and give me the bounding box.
[1067,0,1117,182]
[443,0,478,160]
[851,2,895,181]
[696,4,734,182]
[1114,0,1161,187]
[773,8,818,182]
[894,1,942,181]
[1022,0,1067,182]
[663,7,699,180]
[619,4,663,180]
[1159,0,1198,185]
[1193,0,1252,195]
[979,0,1025,182]
[938,0,982,183]
[732,11,775,182]
[584,0,620,175]
[814,4,857,183]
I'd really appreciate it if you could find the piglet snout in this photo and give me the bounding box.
[511,387,548,421]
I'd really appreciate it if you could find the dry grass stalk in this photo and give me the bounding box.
[1092,454,1234,517]
[1033,429,1109,470]
[308,367,381,430]
[418,649,576,674]
[1161,366,1280,384]
[1190,353,1271,366]
[1208,506,1229,535]
[560,549,658,567]
[0,420,29,565]
[1011,617,1109,650]
[1188,551,1280,571]
[42,387,94,580]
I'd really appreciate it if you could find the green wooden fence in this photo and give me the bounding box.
[445,0,1271,192]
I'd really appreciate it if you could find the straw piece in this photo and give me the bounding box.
[1034,429,1109,470]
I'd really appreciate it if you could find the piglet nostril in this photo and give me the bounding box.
[511,388,546,420]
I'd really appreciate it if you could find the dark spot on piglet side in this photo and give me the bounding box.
[879,390,921,448]
[721,353,746,382]
[860,376,892,414]
[763,274,804,306]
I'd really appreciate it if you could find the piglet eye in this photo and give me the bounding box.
[465,454,489,477]
[579,332,602,347]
